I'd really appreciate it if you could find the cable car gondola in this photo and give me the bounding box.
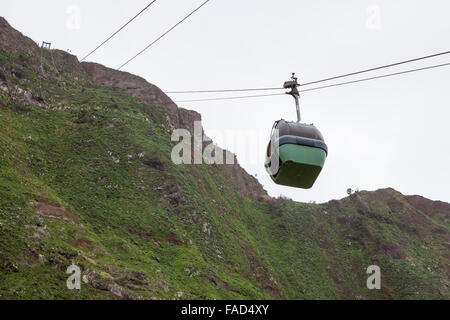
[265,74,328,189]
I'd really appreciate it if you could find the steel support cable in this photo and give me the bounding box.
[299,62,450,93]
[81,0,158,62]
[166,87,284,94]
[118,0,211,70]
[174,92,285,103]
[300,50,450,87]
[173,62,450,103]
[167,50,450,94]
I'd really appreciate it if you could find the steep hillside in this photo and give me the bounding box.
[0,17,448,300]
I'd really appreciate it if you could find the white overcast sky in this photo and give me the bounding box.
[1,0,449,203]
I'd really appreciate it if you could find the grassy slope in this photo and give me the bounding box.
[0,43,448,300]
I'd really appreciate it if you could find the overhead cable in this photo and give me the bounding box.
[81,0,158,62]
[167,50,450,94]
[118,0,211,70]
[173,62,450,103]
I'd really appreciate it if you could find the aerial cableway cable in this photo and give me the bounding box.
[173,61,450,103]
[175,93,285,103]
[299,62,450,93]
[166,50,450,94]
[301,50,450,87]
[81,0,158,62]
[165,87,284,94]
[118,0,211,70]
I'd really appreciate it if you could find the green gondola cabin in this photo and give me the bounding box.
[265,120,328,189]
[264,73,328,189]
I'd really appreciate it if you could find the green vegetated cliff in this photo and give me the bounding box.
[0,17,448,300]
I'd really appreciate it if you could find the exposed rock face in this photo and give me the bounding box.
[80,62,203,133]
[52,49,87,79]
[224,151,269,201]
[30,201,80,224]
[81,62,177,111]
[406,194,450,223]
[0,17,37,54]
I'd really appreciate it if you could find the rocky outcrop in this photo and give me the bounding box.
[52,49,87,79]
[81,62,176,111]
[80,62,202,133]
[0,17,38,54]
[406,194,450,223]
[224,151,269,201]
[30,201,80,224]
